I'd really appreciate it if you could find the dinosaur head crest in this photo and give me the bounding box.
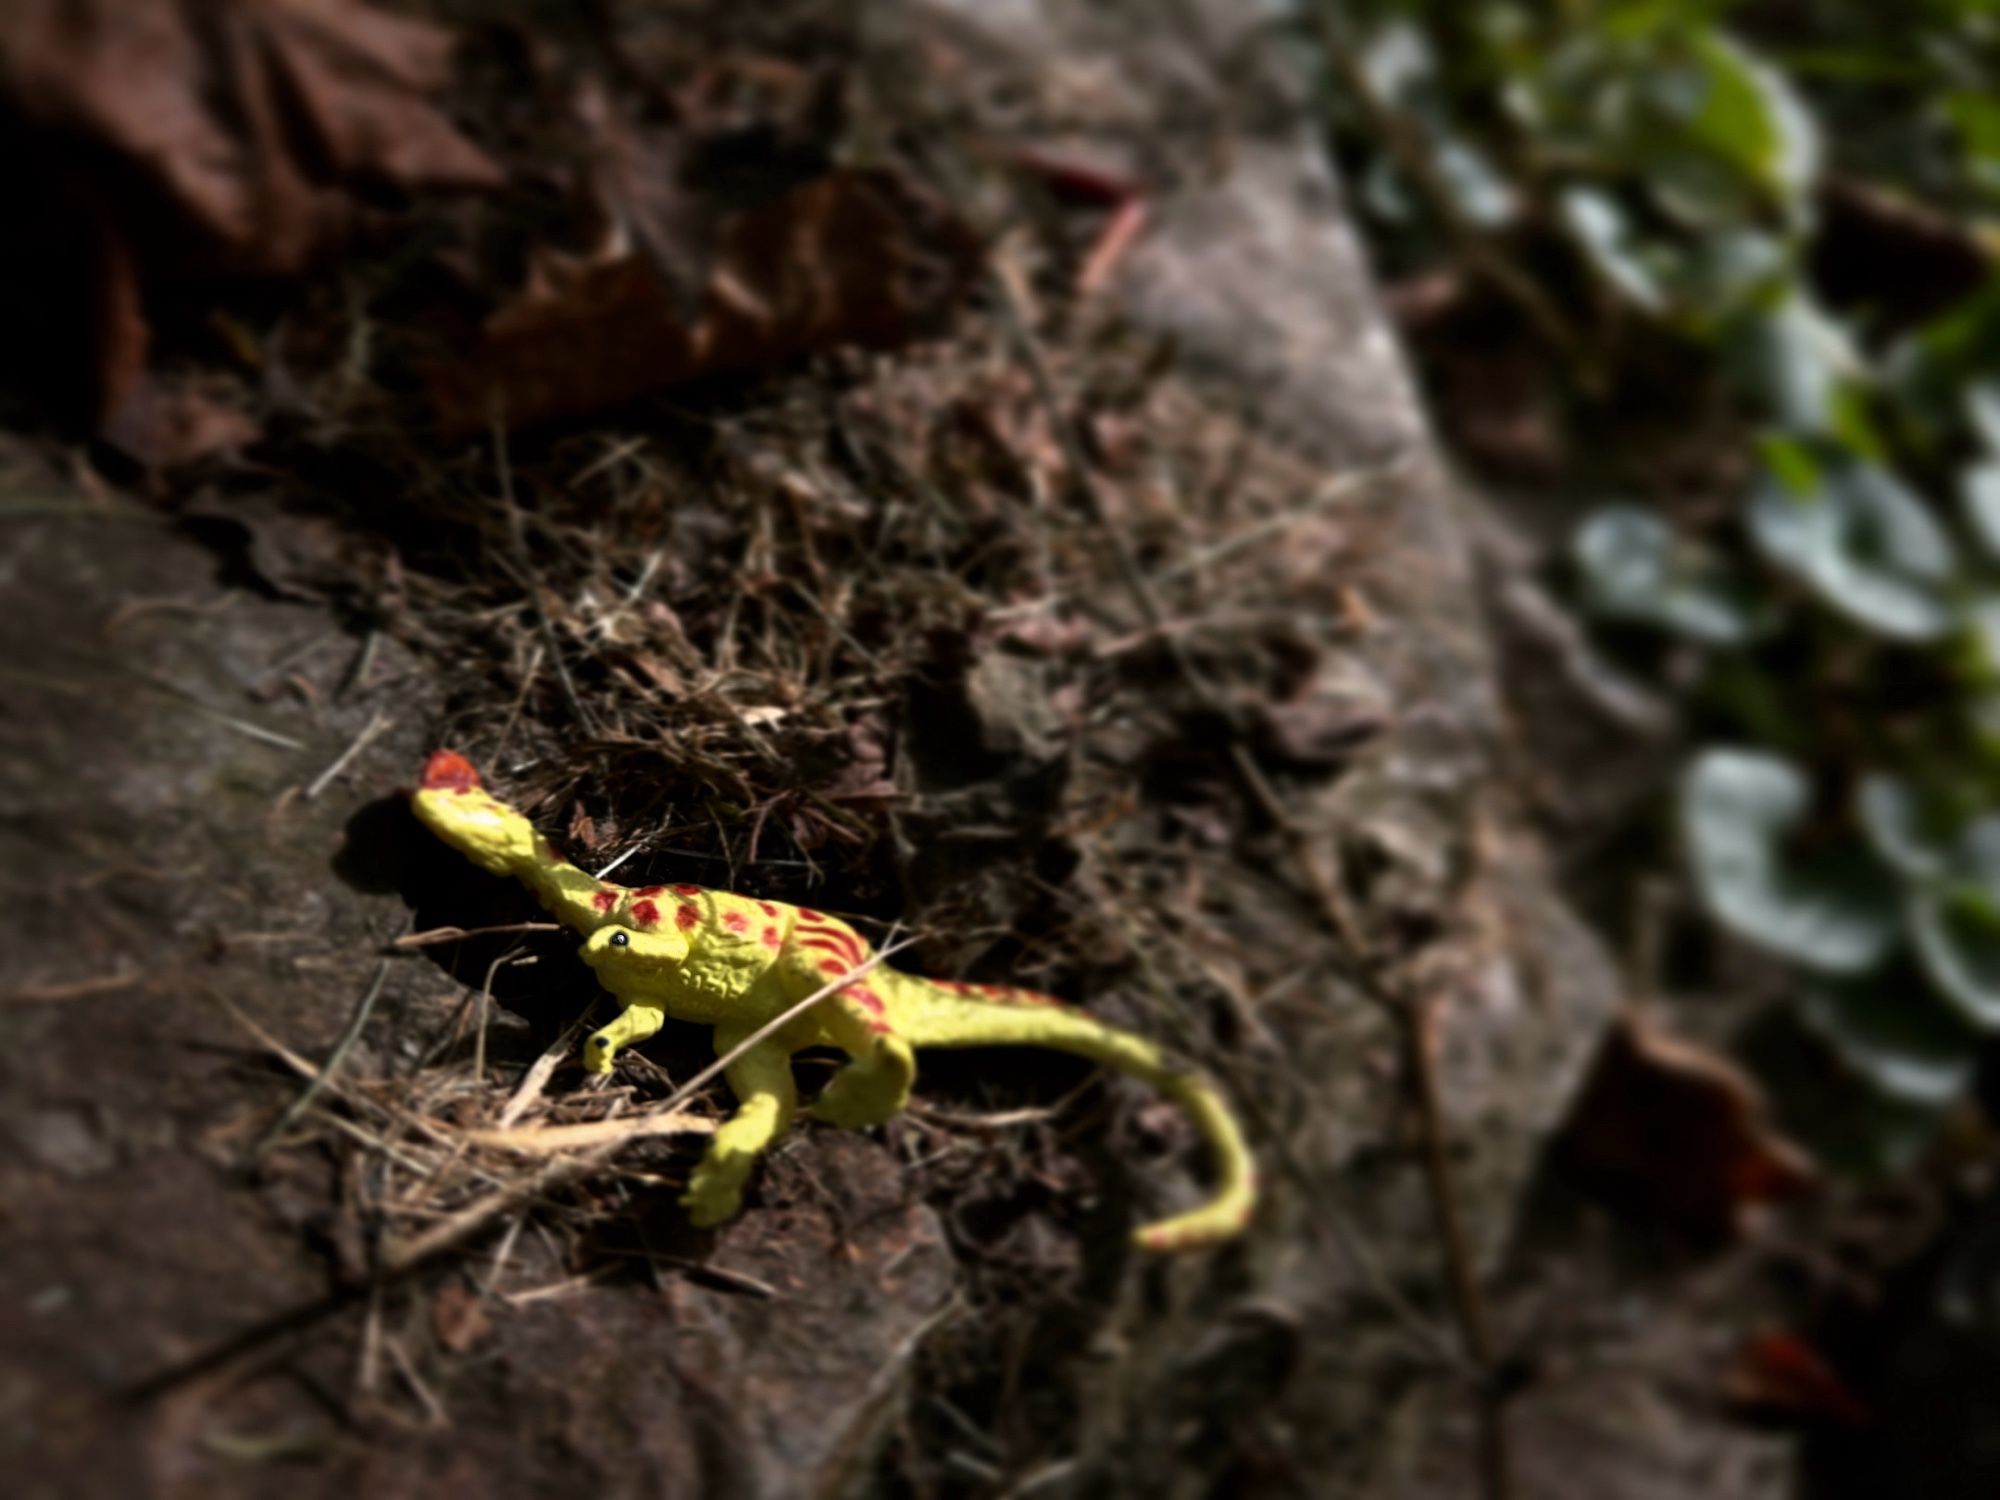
[420,749,483,793]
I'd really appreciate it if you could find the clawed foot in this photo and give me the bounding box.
[682,1149,751,1228]
[582,1030,619,1076]
[809,1080,898,1129]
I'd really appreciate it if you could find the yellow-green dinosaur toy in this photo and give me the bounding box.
[410,750,1256,1250]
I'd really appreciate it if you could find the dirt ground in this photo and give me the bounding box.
[0,2,1818,1497]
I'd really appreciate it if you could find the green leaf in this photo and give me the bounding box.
[1689,229,1790,317]
[1798,969,1981,1105]
[1435,138,1517,228]
[1573,505,1760,643]
[1686,31,1820,208]
[1561,188,1666,312]
[1886,276,2000,436]
[1965,600,2000,681]
[1971,691,2000,766]
[1730,292,1866,434]
[1359,21,1436,110]
[1858,774,1958,880]
[1910,815,2000,1026]
[1912,888,2000,1025]
[1948,90,2000,174]
[1968,381,2000,454]
[1684,749,1901,972]
[1962,462,2000,560]
[1749,456,1956,642]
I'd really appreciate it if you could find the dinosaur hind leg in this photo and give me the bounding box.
[770,940,916,1129]
[810,1030,916,1129]
[683,1024,798,1229]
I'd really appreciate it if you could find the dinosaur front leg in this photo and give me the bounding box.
[683,1024,798,1229]
[583,1003,665,1075]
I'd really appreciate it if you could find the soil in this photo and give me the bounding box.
[0,2,1804,1497]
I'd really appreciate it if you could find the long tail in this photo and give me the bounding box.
[891,975,1256,1251]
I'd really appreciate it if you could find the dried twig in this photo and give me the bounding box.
[0,971,142,1004]
[465,1112,713,1152]
[393,922,564,949]
[252,957,393,1158]
[306,709,394,799]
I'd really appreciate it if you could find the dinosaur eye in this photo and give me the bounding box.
[609,931,629,948]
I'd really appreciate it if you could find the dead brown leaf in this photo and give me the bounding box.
[1252,690,1390,769]
[1554,1008,1816,1244]
[430,1279,492,1354]
[2,0,502,463]
[426,167,982,434]
[1722,1329,1871,1429]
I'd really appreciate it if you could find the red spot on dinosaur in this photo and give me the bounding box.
[633,885,664,898]
[673,884,701,896]
[630,900,660,927]
[591,891,619,914]
[420,749,482,792]
[676,904,701,930]
[758,901,777,917]
[760,925,781,949]
[723,911,749,933]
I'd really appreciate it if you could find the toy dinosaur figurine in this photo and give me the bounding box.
[410,750,1256,1250]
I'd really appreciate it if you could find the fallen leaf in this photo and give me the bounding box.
[102,385,264,472]
[1,0,502,461]
[426,167,981,434]
[993,612,1094,658]
[181,493,373,602]
[1252,692,1390,769]
[430,1280,492,1354]
[826,711,899,804]
[1554,1008,1816,1243]
[1723,1329,1870,1429]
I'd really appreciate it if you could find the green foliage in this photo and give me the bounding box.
[1573,505,1760,642]
[1683,749,1898,971]
[1747,450,1956,641]
[1307,0,2000,1160]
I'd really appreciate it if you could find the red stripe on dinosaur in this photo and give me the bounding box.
[799,934,863,964]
